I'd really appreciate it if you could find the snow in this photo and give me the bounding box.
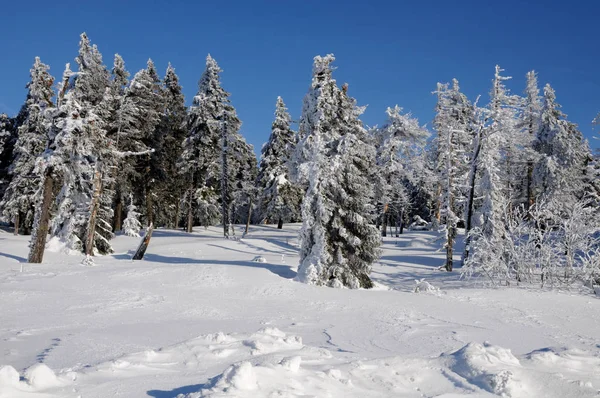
[0,225,599,397]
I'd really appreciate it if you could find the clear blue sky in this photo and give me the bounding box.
[1,0,598,153]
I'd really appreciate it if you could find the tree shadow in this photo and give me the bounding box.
[0,251,26,263]
[147,383,207,398]
[143,253,297,279]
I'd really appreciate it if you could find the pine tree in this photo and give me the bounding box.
[521,71,541,212]
[45,63,112,255]
[533,84,591,204]
[256,97,302,228]
[152,64,187,228]
[141,59,166,226]
[113,61,162,229]
[293,54,380,289]
[433,81,473,271]
[373,105,429,236]
[103,54,130,232]
[73,33,110,107]
[180,55,247,236]
[1,57,54,235]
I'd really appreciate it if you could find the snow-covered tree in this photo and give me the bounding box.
[112,60,162,228]
[464,66,515,271]
[293,54,380,289]
[373,105,429,236]
[180,55,249,236]
[433,80,475,271]
[73,33,110,107]
[151,63,187,228]
[533,84,591,204]
[521,71,541,211]
[0,58,54,234]
[256,97,302,228]
[123,194,142,237]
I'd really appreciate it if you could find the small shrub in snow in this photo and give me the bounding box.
[123,195,142,237]
[414,279,440,294]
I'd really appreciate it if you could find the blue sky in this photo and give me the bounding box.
[1,0,598,153]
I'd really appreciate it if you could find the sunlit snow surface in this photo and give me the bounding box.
[0,225,598,397]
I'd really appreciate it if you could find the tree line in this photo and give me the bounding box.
[0,33,598,289]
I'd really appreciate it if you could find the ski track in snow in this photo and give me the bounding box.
[0,225,599,397]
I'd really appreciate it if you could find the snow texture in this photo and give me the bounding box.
[0,226,599,397]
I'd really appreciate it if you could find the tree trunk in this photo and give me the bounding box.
[114,199,123,232]
[446,239,454,272]
[173,195,180,230]
[245,199,253,235]
[381,203,388,237]
[146,188,153,227]
[28,170,54,264]
[84,167,103,256]
[462,127,482,266]
[14,213,19,236]
[221,120,231,238]
[132,223,154,260]
[186,197,193,233]
[435,184,441,223]
[277,217,283,229]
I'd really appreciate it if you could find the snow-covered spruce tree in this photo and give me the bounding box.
[229,136,257,226]
[112,61,162,229]
[140,59,166,226]
[71,33,115,255]
[122,194,142,237]
[0,58,54,234]
[520,71,541,212]
[44,64,107,253]
[433,80,475,271]
[180,55,248,236]
[292,54,380,289]
[101,54,130,232]
[532,84,591,204]
[256,96,302,228]
[73,33,110,107]
[180,55,224,232]
[152,64,187,228]
[373,105,429,236]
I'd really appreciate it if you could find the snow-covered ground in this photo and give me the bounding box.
[0,225,598,397]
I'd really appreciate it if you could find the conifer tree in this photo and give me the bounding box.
[521,71,541,211]
[1,57,54,234]
[40,64,103,252]
[73,33,110,107]
[533,84,591,204]
[152,64,187,228]
[256,97,302,228]
[181,55,248,236]
[293,54,380,288]
[373,106,429,236]
[433,81,474,271]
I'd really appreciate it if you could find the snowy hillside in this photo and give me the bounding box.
[0,225,599,397]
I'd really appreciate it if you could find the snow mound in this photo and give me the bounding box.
[24,363,62,389]
[414,278,441,294]
[0,365,20,388]
[445,342,522,396]
[243,327,303,355]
